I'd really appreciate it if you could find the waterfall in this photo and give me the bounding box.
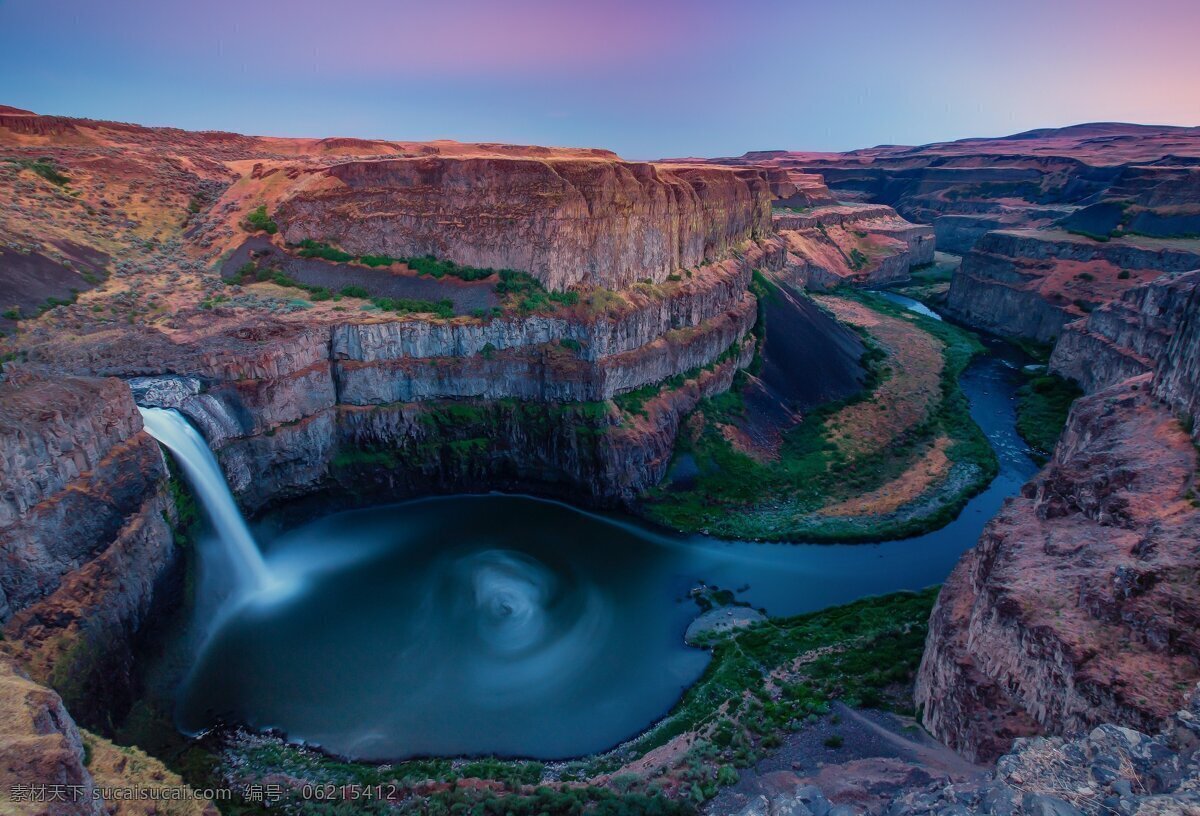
[138,406,273,594]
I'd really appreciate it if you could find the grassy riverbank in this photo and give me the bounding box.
[638,288,997,542]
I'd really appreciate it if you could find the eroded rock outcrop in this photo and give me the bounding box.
[0,376,181,728]
[1050,269,1200,392]
[774,204,935,288]
[0,653,216,816]
[945,229,1200,343]
[276,158,772,291]
[915,377,1200,762]
[882,687,1200,816]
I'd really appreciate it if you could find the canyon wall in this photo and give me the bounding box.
[17,241,783,515]
[276,158,773,291]
[0,376,181,727]
[1050,269,1200,392]
[918,268,1200,762]
[1153,276,1200,439]
[774,204,935,288]
[915,375,1200,762]
[945,229,1200,344]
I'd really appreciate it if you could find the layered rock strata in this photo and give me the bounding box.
[0,375,180,726]
[1050,269,1200,392]
[17,237,782,513]
[276,158,773,291]
[774,204,935,288]
[945,229,1200,343]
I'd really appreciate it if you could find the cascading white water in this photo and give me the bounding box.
[138,406,272,594]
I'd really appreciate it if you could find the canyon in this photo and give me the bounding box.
[1,106,1199,816]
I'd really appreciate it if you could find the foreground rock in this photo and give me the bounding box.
[723,689,1200,816]
[0,654,216,816]
[915,376,1200,762]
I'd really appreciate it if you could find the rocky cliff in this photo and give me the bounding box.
[774,203,935,288]
[1153,276,1200,441]
[15,237,780,513]
[727,685,1200,816]
[945,229,1200,344]
[0,652,216,816]
[275,158,772,291]
[1050,269,1200,392]
[0,375,181,728]
[915,376,1200,762]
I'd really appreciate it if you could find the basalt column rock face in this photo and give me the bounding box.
[276,157,773,291]
[1050,269,1200,392]
[914,378,1200,762]
[1153,276,1200,439]
[0,375,179,728]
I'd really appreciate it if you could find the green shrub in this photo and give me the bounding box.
[371,295,454,318]
[6,157,69,187]
[1016,374,1082,463]
[243,205,278,234]
[295,239,352,262]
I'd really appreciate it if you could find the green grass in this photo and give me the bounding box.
[641,290,997,542]
[3,291,81,321]
[285,244,580,314]
[295,242,499,283]
[243,205,278,235]
[296,238,352,262]
[625,587,936,757]
[496,269,580,312]
[613,338,747,418]
[6,157,70,187]
[889,256,960,308]
[1015,374,1082,463]
[369,295,454,318]
[234,264,455,316]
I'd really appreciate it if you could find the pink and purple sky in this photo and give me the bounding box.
[2,0,1198,158]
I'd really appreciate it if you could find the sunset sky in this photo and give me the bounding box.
[2,0,1198,158]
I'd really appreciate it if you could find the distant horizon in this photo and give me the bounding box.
[6,102,1198,163]
[3,0,1199,159]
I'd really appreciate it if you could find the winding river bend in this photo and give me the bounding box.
[171,293,1039,761]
